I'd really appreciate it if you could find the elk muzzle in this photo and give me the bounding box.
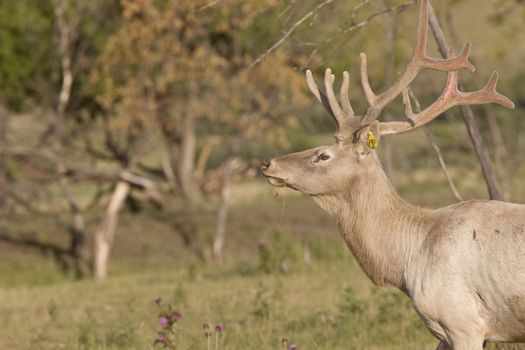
[260,159,287,187]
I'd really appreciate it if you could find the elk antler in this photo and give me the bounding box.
[306,69,361,141]
[305,0,514,142]
[379,48,514,135]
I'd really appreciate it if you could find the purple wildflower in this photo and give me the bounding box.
[154,296,161,304]
[157,331,166,343]
[289,344,297,350]
[215,323,224,332]
[159,316,169,328]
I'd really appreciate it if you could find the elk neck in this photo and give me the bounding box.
[312,153,434,290]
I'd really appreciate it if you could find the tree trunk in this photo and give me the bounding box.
[442,6,509,201]
[154,118,181,195]
[178,113,198,201]
[195,136,221,182]
[484,109,510,201]
[160,144,180,195]
[93,181,130,279]
[58,176,90,277]
[70,209,89,277]
[48,0,74,142]
[212,156,236,264]
[427,4,503,201]
[0,105,7,209]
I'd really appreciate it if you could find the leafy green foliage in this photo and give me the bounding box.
[258,228,303,274]
[0,0,53,110]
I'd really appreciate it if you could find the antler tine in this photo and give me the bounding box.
[361,0,476,124]
[306,69,339,127]
[324,68,347,125]
[456,72,515,109]
[423,42,474,72]
[359,53,377,109]
[306,69,360,139]
[379,47,515,136]
[340,71,355,117]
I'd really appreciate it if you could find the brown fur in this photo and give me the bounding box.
[262,144,525,349]
[314,154,432,287]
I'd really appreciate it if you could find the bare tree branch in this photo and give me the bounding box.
[427,3,503,201]
[0,232,71,263]
[303,0,416,68]
[408,89,463,202]
[0,146,162,204]
[249,0,416,71]
[194,0,224,12]
[248,0,339,70]
[5,189,46,215]
[427,134,464,202]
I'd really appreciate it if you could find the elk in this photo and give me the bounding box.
[261,0,524,349]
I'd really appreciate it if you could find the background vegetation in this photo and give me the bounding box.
[1,0,525,349]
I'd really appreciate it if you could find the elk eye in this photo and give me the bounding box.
[319,153,330,161]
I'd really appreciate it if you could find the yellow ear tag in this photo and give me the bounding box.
[367,131,378,149]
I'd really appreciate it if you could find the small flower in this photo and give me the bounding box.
[203,323,210,330]
[281,337,288,345]
[215,323,224,332]
[289,344,297,350]
[170,310,182,322]
[159,316,170,328]
[157,331,166,343]
[154,296,161,304]
[204,331,212,337]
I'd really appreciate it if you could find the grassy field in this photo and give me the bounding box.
[0,258,432,350]
[2,0,525,347]
[0,258,437,349]
[0,184,429,350]
[1,159,525,349]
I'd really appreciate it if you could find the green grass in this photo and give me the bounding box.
[0,188,435,350]
[2,165,525,349]
[0,260,439,350]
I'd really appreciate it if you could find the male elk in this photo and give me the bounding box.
[261,0,524,349]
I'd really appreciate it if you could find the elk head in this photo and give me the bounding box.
[261,0,514,197]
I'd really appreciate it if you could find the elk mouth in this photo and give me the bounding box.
[265,176,288,188]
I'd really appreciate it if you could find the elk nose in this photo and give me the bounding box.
[260,160,272,172]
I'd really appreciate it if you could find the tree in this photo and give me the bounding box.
[0,0,150,279]
[94,0,311,263]
[94,0,222,200]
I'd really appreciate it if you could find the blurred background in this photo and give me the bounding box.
[1,0,524,349]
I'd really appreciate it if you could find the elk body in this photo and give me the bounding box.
[261,1,524,349]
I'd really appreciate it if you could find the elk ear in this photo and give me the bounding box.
[355,121,381,158]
